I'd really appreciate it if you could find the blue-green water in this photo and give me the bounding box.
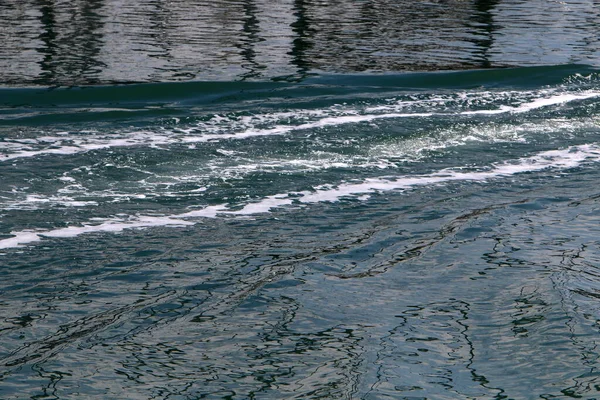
[3,64,600,398]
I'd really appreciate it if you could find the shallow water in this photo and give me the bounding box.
[4,1,600,399]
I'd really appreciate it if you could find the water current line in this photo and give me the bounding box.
[1,90,599,162]
[2,144,600,251]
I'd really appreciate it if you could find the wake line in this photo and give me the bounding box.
[0,113,429,162]
[2,91,598,162]
[2,144,600,251]
[461,91,600,115]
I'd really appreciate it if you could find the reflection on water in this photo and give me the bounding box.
[5,188,600,398]
[1,0,600,85]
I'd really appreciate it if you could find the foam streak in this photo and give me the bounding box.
[2,144,599,250]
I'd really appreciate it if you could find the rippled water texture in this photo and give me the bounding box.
[4,1,600,399]
[3,65,600,398]
[2,0,600,85]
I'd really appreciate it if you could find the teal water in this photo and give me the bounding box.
[3,65,600,398]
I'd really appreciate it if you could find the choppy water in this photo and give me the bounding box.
[3,64,600,398]
[4,1,600,399]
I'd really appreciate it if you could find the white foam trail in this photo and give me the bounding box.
[2,144,600,251]
[227,195,295,215]
[0,205,228,250]
[0,132,172,162]
[461,91,600,115]
[3,90,598,162]
[2,113,428,161]
[0,231,46,250]
[1,194,99,211]
[293,145,598,204]
[513,92,600,113]
[181,112,433,143]
[5,114,593,213]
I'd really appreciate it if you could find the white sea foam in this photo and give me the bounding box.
[0,131,172,161]
[1,194,98,210]
[177,112,433,144]
[2,90,598,162]
[296,144,600,203]
[2,144,599,250]
[4,112,598,213]
[461,91,600,115]
[0,206,227,250]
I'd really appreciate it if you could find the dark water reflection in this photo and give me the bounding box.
[2,0,600,85]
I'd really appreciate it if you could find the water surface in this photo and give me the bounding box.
[3,1,600,399]
[2,0,600,85]
[3,65,600,398]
